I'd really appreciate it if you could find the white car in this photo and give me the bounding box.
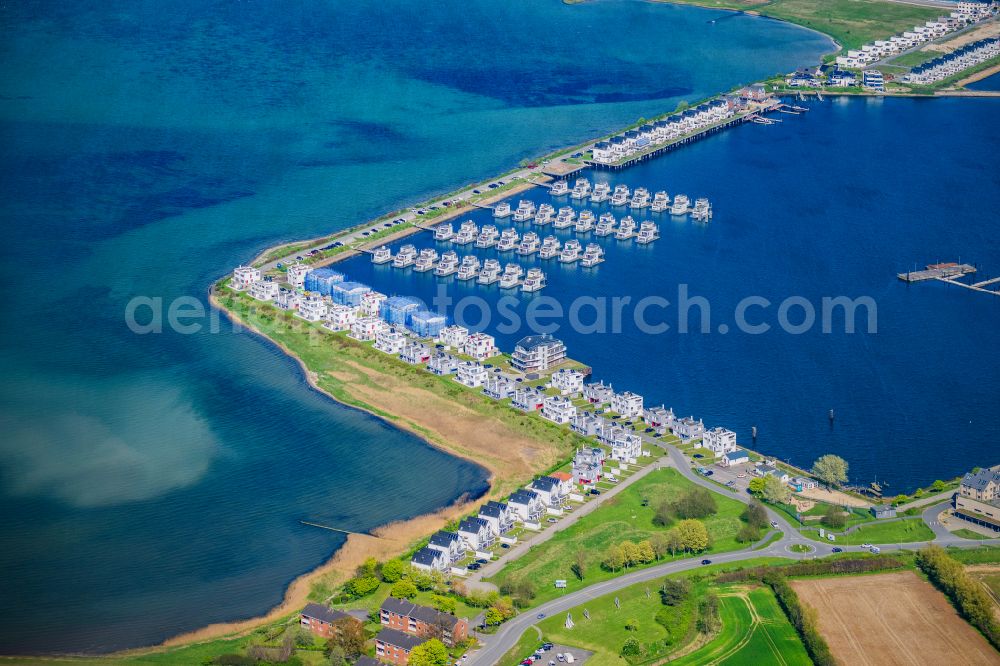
[861,542,872,549]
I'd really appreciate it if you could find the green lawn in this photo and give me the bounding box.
[886,49,939,68]
[489,468,751,605]
[801,517,934,545]
[952,528,993,541]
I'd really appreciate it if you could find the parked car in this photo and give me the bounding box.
[770,521,779,528]
[590,489,601,496]
[737,472,746,478]
[501,543,510,549]
[701,559,712,565]
[536,613,546,619]
[826,534,836,542]
[831,547,843,553]
[476,558,489,564]
[860,543,872,549]
[704,470,714,476]
[547,517,557,523]
[870,545,881,554]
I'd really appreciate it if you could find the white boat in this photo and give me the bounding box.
[539,236,561,259]
[580,243,605,267]
[499,263,524,289]
[615,216,636,240]
[549,180,570,196]
[570,178,592,200]
[414,248,439,272]
[477,259,502,284]
[670,194,690,215]
[476,224,499,248]
[534,203,555,226]
[591,181,611,203]
[651,191,670,212]
[371,246,392,264]
[517,231,541,256]
[513,199,537,222]
[434,223,454,241]
[630,187,651,209]
[493,201,512,218]
[559,239,582,263]
[595,213,616,237]
[457,256,481,280]
[574,210,595,233]
[521,268,546,293]
[636,221,660,244]
[435,250,459,276]
[610,185,630,206]
[553,206,576,229]
[691,198,712,221]
[393,244,417,268]
[497,228,520,251]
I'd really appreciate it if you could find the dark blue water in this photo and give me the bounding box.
[0,0,834,654]
[339,96,1000,495]
[966,70,1000,91]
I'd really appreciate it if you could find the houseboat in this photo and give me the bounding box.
[559,239,582,263]
[651,191,669,212]
[476,224,499,248]
[521,268,546,293]
[549,180,570,196]
[393,244,417,268]
[691,198,712,221]
[570,178,592,200]
[434,223,455,241]
[499,264,524,289]
[477,259,502,285]
[517,231,541,256]
[513,199,537,222]
[435,250,459,276]
[610,185,630,206]
[670,194,691,215]
[493,201,512,218]
[497,228,520,252]
[534,203,555,226]
[553,207,576,229]
[591,181,611,203]
[580,243,605,267]
[636,221,660,244]
[454,220,478,245]
[595,212,616,237]
[414,248,439,272]
[539,236,561,259]
[574,210,595,233]
[371,246,392,264]
[457,255,481,280]
[615,216,636,240]
[629,187,651,209]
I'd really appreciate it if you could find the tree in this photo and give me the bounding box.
[665,529,683,557]
[621,541,642,568]
[327,617,365,658]
[430,594,456,614]
[748,477,767,498]
[345,574,380,597]
[625,618,640,632]
[603,544,626,571]
[811,455,849,489]
[697,594,721,634]
[741,501,769,529]
[358,557,379,576]
[931,479,947,492]
[653,499,674,526]
[736,523,762,543]
[390,579,419,599]
[674,487,718,519]
[674,519,710,553]
[659,578,691,606]
[327,646,347,666]
[484,607,505,626]
[649,532,669,560]
[571,549,587,580]
[620,637,643,658]
[820,504,847,529]
[380,559,406,583]
[408,638,449,666]
[637,540,656,564]
[761,475,791,505]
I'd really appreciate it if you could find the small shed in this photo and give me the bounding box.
[870,505,897,519]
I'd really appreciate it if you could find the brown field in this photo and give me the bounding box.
[793,571,1000,666]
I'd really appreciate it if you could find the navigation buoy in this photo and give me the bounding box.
[829,409,835,422]
[751,425,758,441]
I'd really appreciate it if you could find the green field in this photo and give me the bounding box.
[802,517,934,545]
[885,49,940,68]
[490,468,751,605]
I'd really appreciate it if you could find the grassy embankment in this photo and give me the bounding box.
[489,468,754,606]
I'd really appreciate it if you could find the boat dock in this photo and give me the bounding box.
[898,262,1000,297]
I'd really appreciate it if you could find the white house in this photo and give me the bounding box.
[231,266,261,290]
[511,335,567,373]
[702,427,738,455]
[249,280,279,302]
[399,341,431,365]
[756,464,791,484]
[297,293,328,320]
[456,361,487,388]
[673,416,705,442]
[427,531,464,562]
[375,326,406,354]
[511,387,544,412]
[611,391,644,418]
[427,353,459,376]
[478,501,514,535]
[360,291,387,318]
[325,303,357,331]
[721,449,750,467]
[275,289,303,311]
[541,395,576,424]
[286,263,310,289]
[437,325,470,350]
[457,517,494,551]
[463,332,497,360]
[508,489,544,522]
[570,411,605,437]
[583,380,614,405]
[410,547,448,573]
[349,316,381,341]
[550,368,585,395]
[598,425,642,462]
[592,141,614,164]
[529,476,564,507]
[643,405,675,431]
[483,376,516,400]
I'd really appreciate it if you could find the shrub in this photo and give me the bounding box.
[620,637,643,658]
[659,578,691,606]
[390,579,419,599]
[820,504,847,529]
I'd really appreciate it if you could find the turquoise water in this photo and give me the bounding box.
[0,0,834,654]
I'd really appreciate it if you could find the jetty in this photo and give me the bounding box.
[898,262,1000,297]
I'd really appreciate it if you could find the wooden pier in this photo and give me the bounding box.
[898,262,1000,297]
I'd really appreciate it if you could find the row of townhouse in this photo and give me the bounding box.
[835,3,996,69]
[592,100,734,164]
[903,37,1000,85]
[375,598,470,665]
